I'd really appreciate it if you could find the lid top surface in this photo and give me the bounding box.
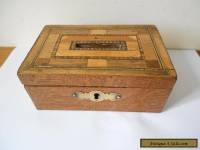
[19,25,176,77]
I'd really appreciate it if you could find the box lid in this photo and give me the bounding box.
[18,25,176,88]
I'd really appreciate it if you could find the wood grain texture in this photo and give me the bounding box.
[0,47,15,67]
[17,25,177,112]
[25,86,172,112]
[19,74,176,88]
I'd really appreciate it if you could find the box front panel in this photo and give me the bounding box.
[25,86,172,112]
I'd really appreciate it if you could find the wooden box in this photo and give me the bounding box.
[18,25,177,112]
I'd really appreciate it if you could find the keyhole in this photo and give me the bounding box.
[94,93,100,99]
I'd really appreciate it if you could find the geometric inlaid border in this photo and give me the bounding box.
[30,27,170,75]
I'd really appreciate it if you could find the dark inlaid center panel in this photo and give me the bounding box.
[70,41,127,50]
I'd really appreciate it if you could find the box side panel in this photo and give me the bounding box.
[25,86,173,112]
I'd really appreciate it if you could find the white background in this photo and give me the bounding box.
[0,0,200,49]
[0,0,200,149]
[0,47,200,150]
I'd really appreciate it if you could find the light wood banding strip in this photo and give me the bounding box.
[35,33,59,65]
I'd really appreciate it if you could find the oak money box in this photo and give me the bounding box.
[18,25,177,112]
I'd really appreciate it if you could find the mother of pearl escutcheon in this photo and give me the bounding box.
[72,91,122,102]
